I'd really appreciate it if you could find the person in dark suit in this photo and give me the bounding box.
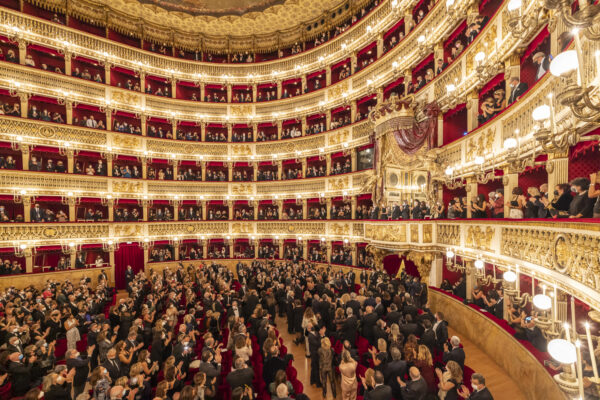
[341,308,358,346]
[433,311,449,351]
[197,349,222,380]
[66,347,93,399]
[398,367,429,400]
[458,373,494,399]
[532,51,551,80]
[8,352,35,396]
[386,304,402,326]
[443,336,466,369]
[125,265,135,285]
[361,306,378,346]
[419,320,437,354]
[384,348,407,399]
[102,348,122,382]
[263,347,288,388]
[30,204,44,222]
[364,371,392,400]
[226,358,255,390]
[391,203,401,219]
[307,324,323,386]
[507,77,528,104]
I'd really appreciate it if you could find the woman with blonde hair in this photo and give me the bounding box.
[90,365,111,400]
[234,334,253,362]
[339,349,358,400]
[388,323,404,350]
[360,368,376,396]
[403,334,419,364]
[318,337,336,398]
[369,338,389,373]
[155,380,169,399]
[436,360,463,400]
[414,345,436,394]
[301,307,318,356]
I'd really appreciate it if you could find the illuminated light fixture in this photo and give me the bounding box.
[533,294,552,310]
[446,0,455,6]
[474,52,486,63]
[507,0,522,11]
[474,259,484,269]
[19,244,26,250]
[503,270,517,282]
[446,250,455,258]
[320,237,326,242]
[547,339,577,364]
[392,61,398,69]
[417,35,426,44]
[343,238,349,244]
[503,137,518,150]
[549,50,578,77]
[445,166,454,176]
[446,84,456,92]
[532,105,551,121]
[474,156,485,165]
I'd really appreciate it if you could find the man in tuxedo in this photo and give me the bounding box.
[66,347,94,398]
[385,348,407,399]
[361,306,378,346]
[307,324,323,386]
[347,293,361,317]
[342,308,358,346]
[391,203,401,219]
[419,319,436,354]
[533,52,551,80]
[443,336,466,369]
[125,265,135,285]
[226,357,255,390]
[398,367,428,400]
[102,348,122,381]
[198,349,222,379]
[365,371,392,400]
[458,373,494,399]
[433,311,449,351]
[8,352,35,396]
[30,204,44,222]
[507,77,528,104]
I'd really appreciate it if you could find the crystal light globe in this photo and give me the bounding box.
[446,0,455,7]
[549,50,579,77]
[474,156,485,165]
[474,259,484,269]
[503,137,518,150]
[533,294,552,310]
[503,270,517,282]
[474,52,485,63]
[446,250,455,258]
[507,0,522,11]
[548,339,577,364]
[445,166,454,176]
[532,105,551,121]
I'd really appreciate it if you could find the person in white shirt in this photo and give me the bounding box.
[532,51,551,81]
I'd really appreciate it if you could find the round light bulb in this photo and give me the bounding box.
[446,84,456,93]
[474,156,485,165]
[507,0,522,11]
[503,137,518,150]
[474,259,484,269]
[548,339,577,364]
[445,166,454,176]
[474,52,486,63]
[532,105,551,121]
[550,50,579,77]
[503,270,517,282]
[446,250,455,258]
[533,294,552,310]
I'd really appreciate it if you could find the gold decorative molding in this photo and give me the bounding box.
[465,225,494,251]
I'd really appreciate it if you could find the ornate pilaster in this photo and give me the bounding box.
[466,90,480,132]
[325,66,332,87]
[503,168,519,216]
[546,152,569,194]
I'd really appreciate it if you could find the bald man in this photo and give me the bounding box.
[398,367,428,400]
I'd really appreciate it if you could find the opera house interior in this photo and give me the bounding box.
[0,0,598,398]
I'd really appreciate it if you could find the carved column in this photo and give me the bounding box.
[325,66,332,87]
[465,177,477,218]
[65,101,73,125]
[142,203,148,221]
[301,116,307,136]
[503,169,519,216]
[69,251,76,269]
[228,201,233,221]
[143,247,149,267]
[253,201,258,220]
[24,248,33,273]
[505,54,521,101]
[437,114,444,147]
[200,122,206,142]
[64,53,72,76]
[276,199,283,221]
[173,203,180,221]
[18,93,28,118]
[253,162,258,181]
[252,123,257,142]
[201,201,207,220]
[326,154,332,175]
[429,256,443,288]
[376,33,384,58]
[302,242,308,260]
[18,41,26,65]
[301,158,307,178]
[108,249,115,282]
[351,196,357,219]
[276,160,282,180]
[171,79,177,99]
[203,241,208,259]
[226,84,232,103]
[465,261,475,301]
[227,124,232,142]
[326,241,332,264]
[139,72,146,93]
[67,198,77,222]
[252,84,257,102]
[106,109,113,132]
[376,86,384,104]
[200,83,206,101]
[227,162,233,182]
[201,161,206,181]
[140,115,147,136]
[350,100,357,123]
[254,240,259,259]
[546,153,569,193]
[278,240,284,260]
[302,199,307,220]
[142,160,148,180]
[404,71,412,97]
[276,120,282,140]
[105,64,111,86]
[105,154,114,177]
[174,244,180,261]
[404,12,414,34]
[326,110,332,130]
[301,75,307,94]
[23,196,32,222]
[326,198,332,219]
[107,199,115,221]
[276,81,282,99]
[351,148,357,172]
[351,51,358,73]
[351,244,357,267]
[21,145,30,171]
[466,90,480,132]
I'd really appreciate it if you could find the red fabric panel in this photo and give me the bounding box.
[479,73,505,100]
[413,54,434,76]
[384,19,404,39]
[357,41,377,57]
[307,70,326,79]
[114,243,144,290]
[445,21,467,48]
[332,58,351,70]
[569,142,600,181]
[518,165,548,189]
[443,105,467,145]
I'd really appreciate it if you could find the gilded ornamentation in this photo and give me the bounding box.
[0,224,108,242]
[410,224,419,243]
[112,181,143,193]
[436,224,460,245]
[231,145,252,156]
[230,105,253,117]
[112,135,141,149]
[329,129,350,145]
[405,251,435,283]
[422,224,433,243]
[113,224,143,238]
[329,176,349,190]
[328,81,349,101]
[329,223,350,236]
[466,128,495,162]
[364,224,407,242]
[465,225,494,250]
[232,222,253,234]
[111,90,142,107]
[231,184,253,195]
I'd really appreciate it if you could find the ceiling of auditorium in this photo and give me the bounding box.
[137,0,287,16]
[113,0,347,36]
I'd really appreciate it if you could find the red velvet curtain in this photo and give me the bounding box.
[114,243,144,289]
[383,254,420,278]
